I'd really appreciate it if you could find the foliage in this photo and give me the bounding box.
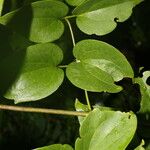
[0,0,150,150]
[75,109,137,150]
[134,71,150,114]
[72,0,143,35]
[0,43,64,103]
[36,109,137,150]
[66,39,133,93]
[35,144,73,150]
[0,0,68,43]
[134,140,145,150]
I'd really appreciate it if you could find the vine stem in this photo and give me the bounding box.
[85,90,92,111]
[64,15,77,20]
[58,65,68,68]
[65,18,92,110]
[65,18,76,47]
[0,104,88,117]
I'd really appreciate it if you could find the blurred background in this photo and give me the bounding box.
[0,0,150,149]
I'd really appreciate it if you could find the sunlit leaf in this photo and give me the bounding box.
[73,0,143,35]
[0,43,64,103]
[66,39,133,93]
[66,0,86,6]
[134,140,145,150]
[75,109,137,150]
[134,71,150,113]
[75,99,89,125]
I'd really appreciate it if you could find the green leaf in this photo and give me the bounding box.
[24,0,64,5]
[75,109,137,150]
[73,0,143,35]
[66,39,133,93]
[146,143,150,150]
[0,23,32,51]
[134,140,145,150]
[0,43,64,103]
[34,144,73,150]
[75,99,89,125]
[75,99,89,112]
[134,71,150,113]
[0,0,68,43]
[65,0,86,6]
[0,0,4,16]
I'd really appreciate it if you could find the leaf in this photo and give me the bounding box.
[75,109,137,150]
[134,140,145,150]
[146,143,150,150]
[66,39,133,93]
[75,99,89,112]
[75,99,89,125]
[34,144,73,150]
[65,0,86,6]
[134,71,150,113]
[0,23,33,52]
[73,0,143,35]
[0,43,64,103]
[24,0,64,5]
[0,0,68,43]
[0,0,4,16]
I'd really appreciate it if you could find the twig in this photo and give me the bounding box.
[0,104,88,117]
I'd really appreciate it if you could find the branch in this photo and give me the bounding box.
[0,104,88,117]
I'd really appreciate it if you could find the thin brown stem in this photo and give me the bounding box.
[0,104,88,117]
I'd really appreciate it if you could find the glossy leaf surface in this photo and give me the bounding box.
[73,0,143,35]
[66,0,86,6]
[0,43,64,103]
[75,109,137,150]
[66,39,133,93]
